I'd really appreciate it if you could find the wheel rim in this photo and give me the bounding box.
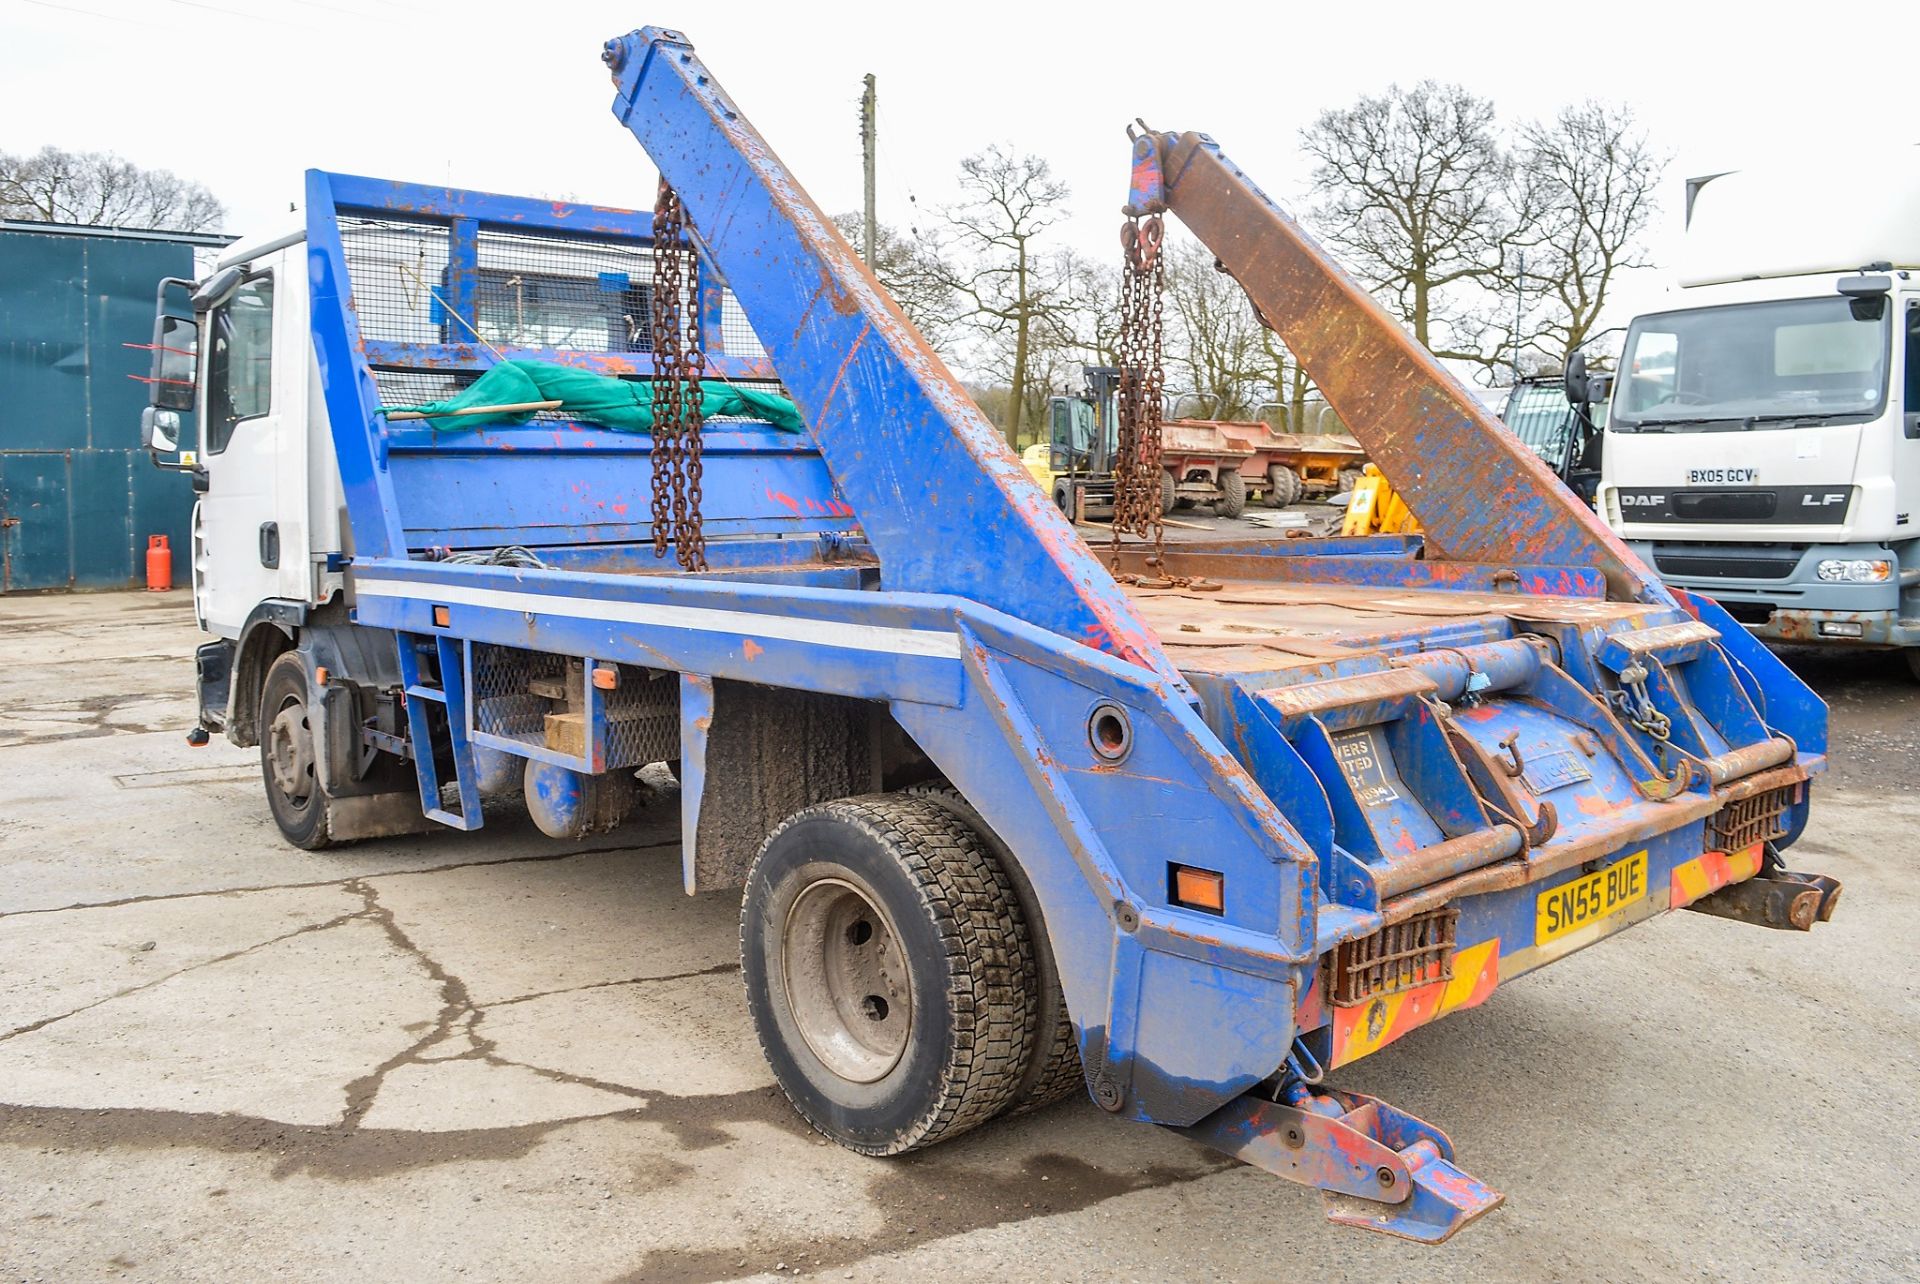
[780,877,912,1083]
[266,694,316,812]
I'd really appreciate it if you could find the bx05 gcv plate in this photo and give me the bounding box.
[1536,850,1648,945]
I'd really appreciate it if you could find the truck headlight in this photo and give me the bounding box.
[1815,558,1892,583]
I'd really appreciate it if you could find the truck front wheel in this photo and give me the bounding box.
[741,795,1036,1155]
[259,650,334,850]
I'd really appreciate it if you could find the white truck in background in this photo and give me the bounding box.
[1596,164,1920,673]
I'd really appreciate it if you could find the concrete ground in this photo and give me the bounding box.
[1,591,1915,1283]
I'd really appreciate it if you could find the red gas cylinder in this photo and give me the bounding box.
[145,534,172,592]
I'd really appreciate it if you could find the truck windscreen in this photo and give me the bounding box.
[1612,295,1889,431]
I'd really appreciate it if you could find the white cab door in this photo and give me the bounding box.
[194,267,306,636]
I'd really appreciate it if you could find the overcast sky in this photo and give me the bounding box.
[6,0,1915,346]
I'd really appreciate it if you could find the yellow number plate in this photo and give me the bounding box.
[1536,851,1648,944]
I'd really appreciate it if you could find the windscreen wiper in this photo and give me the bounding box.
[1740,413,1842,429]
[1615,416,1724,432]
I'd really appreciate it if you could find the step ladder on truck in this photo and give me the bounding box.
[143,25,1841,1243]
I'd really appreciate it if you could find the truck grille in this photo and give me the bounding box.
[1327,907,1458,1008]
[1653,550,1801,580]
[1707,782,1801,854]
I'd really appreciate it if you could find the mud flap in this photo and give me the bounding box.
[1176,1085,1503,1243]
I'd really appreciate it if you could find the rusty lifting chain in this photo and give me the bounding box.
[1113,214,1167,565]
[650,178,707,572]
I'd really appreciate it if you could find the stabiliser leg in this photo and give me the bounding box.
[1174,1080,1503,1243]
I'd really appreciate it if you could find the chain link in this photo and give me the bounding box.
[1113,215,1166,564]
[1610,662,1673,743]
[650,179,707,572]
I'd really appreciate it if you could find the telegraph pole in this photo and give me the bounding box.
[1510,249,1526,384]
[860,73,877,265]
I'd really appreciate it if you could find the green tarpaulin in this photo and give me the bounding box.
[384,359,804,433]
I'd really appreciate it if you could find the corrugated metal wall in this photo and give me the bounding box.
[0,226,209,592]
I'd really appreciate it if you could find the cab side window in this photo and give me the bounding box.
[1905,303,1919,422]
[206,274,275,454]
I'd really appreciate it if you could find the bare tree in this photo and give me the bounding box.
[830,212,959,349]
[1513,102,1664,366]
[1162,241,1270,420]
[926,146,1077,445]
[1256,327,1318,433]
[1301,82,1525,370]
[0,147,223,232]
[1059,248,1123,373]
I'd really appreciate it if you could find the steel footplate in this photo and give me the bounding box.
[1176,1083,1503,1242]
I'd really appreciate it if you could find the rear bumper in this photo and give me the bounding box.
[1298,766,1813,1071]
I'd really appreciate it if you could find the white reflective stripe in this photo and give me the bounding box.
[355,577,963,660]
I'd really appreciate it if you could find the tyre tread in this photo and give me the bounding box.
[903,783,1082,1115]
[743,794,1036,1154]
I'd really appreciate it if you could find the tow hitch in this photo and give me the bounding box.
[1688,869,1842,932]
[1177,1081,1503,1242]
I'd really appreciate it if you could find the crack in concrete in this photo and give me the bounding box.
[487,962,741,1010]
[336,877,476,1129]
[0,904,370,1043]
[0,838,681,921]
[333,880,747,1143]
[0,690,184,744]
[3,869,777,1171]
[610,1147,1237,1284]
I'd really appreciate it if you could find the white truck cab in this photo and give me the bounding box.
[1597,166,1920,670]
[141,227,419,837]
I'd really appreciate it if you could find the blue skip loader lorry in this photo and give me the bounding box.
[140,26,1839,1241]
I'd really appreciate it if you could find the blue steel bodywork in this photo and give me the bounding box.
[290,25,1835,1242]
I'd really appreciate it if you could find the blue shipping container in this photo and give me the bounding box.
[0,221,228,592]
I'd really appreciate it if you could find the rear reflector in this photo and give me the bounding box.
[432,605,451,628]
[1170,865,1225,914]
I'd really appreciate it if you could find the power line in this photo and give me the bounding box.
[16,0,165,25]
[136,0,320,30]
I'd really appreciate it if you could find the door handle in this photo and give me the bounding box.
[259,521,280,569]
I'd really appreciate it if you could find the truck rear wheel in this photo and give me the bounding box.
[1338,466,1365,494]
[260,650,334,850]
[741,795,1035,1155]
[903,784,1082,1115]
[1159,469,1177,514]
[1217,470,1248,518]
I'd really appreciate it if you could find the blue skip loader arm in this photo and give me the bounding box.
[598,25,1323,1113]
[297,22,1839,1245]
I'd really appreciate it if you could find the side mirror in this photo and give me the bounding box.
[148,313,199,412]
[1563,351,1590,407]
[143,405,182,453]
[192,265,245,312]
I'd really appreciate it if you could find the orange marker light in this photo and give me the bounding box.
[432,605,451,628]
[1171,865,1225,914]
[313,666,329,686]
[591,666,618,691]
